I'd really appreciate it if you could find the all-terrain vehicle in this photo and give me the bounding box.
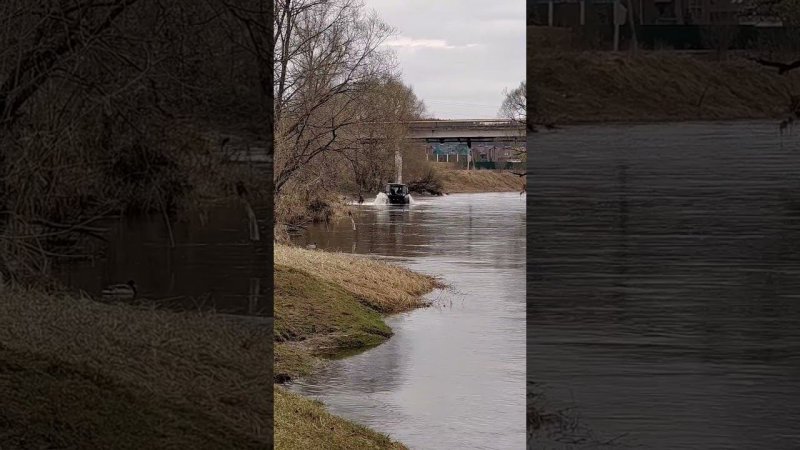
[385,183,410,204]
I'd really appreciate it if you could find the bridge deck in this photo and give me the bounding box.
[407,119,525,143]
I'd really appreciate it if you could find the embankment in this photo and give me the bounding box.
[437,168,525,193]
[0,287,271,448]
[273,244,439,450]
[530,50,800,124]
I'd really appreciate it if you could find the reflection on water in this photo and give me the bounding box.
[55,203,272,316]
[529,122,800,449]
[290,193,526,450]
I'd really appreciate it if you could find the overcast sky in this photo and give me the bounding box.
[364,0,525,120]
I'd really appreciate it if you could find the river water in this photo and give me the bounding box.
[55,203,272,316]
[529,121,800,449]
[290,192,526,449]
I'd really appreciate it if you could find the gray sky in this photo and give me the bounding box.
[364,0,525,120]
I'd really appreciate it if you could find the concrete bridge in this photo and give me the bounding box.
[407,119,525,144]
[208,119,524,167]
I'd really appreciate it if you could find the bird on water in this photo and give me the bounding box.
[102,280,137,299]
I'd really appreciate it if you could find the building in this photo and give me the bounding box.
[428,143,524,170]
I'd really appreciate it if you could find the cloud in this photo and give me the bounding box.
[384,37,479,50]
[365,0,523,118]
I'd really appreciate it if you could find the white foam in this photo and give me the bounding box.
[374,192,389,205]
[347,192,425,206]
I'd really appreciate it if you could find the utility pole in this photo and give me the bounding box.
[613,0,620,51]
[627,0,638,54]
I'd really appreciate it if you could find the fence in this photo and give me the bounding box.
[528,2,800,52]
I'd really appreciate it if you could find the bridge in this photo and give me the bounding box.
[208,119,524,167]
[407,119,525,144]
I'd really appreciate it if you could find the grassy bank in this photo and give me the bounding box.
[437,168,525,193]
[530,50,800,124]
[0,287,271,448]
[275,388,405,450]
[274,244,439,449]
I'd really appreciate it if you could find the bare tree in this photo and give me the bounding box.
[500,81,527,126]
[499,81,528,181]
[0,1,142,129]
[340,77,425,194]
[273,0,396,198]
[0,0,270,281]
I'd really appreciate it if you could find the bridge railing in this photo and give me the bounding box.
[408,119,521,129]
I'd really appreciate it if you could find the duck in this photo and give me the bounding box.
[102,280,137,299]
[305,242,317,250]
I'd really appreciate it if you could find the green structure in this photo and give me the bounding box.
[431,143,471,156]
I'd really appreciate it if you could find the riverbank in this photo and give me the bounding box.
[273,244,439,449]
[0,286,271,448]
[530,51,800,124]
[275,388,405,450]
[438,168,525,193]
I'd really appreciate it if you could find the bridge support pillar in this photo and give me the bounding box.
[467,139,472,170]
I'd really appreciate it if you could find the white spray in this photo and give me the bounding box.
[395,149,403,184]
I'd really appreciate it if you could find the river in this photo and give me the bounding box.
[528,121,800,449]
[289,192,526,450]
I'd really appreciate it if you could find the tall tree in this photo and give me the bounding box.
[341,77,426,194]
[273,0,396,198]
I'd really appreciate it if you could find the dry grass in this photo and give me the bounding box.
[274,244,440,314]
[275,387,406,450]
[528,25,577,55]
[438,169,525,193]
[530,50,800,124]
[273,265,394,381]
[0,286,271,449]
[274,266,391,346]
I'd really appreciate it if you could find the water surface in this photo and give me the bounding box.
[56,203,272,316]
[291,192,526,450]
[528,121,800,449]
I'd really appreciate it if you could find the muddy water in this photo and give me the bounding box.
[529,122,800,449]
[55,203,272,316]
[290,192,526,449]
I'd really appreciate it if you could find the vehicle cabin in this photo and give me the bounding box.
[385,183,410,204]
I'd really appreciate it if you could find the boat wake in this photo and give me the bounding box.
[347,192,420,206]
[374,192,389,205]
